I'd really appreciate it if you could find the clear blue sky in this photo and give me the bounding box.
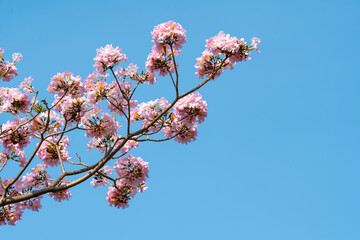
[1,0,360,239]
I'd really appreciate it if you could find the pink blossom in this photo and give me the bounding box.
[37,136,70,167]
[1,118,32,152]
[195,49,224,79]
[30,111,64,134]
[115,63,138,79]
[107,94,137,116]
[87,135,118,153]
[0,205,23,226]
[0,61,19,82]
[120,140,139,154]
[12,53,23,63]
[251,37,261,53]
[48,184,72,202]
[0,151,8,166]
[151,21,187,51]
[113,154,149,187]
[132,97,170,132]
[195,32,260,79]
[0,87,31,114]
[20,163,50,190]
[162,92,207,144]
[206,31,247,56]
[19,77,34,94]
[19,197,43,212]
[93,44,127,76]
[55,96,88,125]
[90,165,113,188]
[47,71,84,98]
[173,92,207,124]
[106,180,137,209]
[81,112,119,138]
[145,48,175,81]
[84,75,113,106]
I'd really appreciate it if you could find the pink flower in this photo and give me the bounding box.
[90,165,113,188]
[195,49,224,79]
[145,48,175,81]
[1,118,32,152]
[81,112,119,138]
[113,154,149,187]
[131,97,170,132]
[151,21,187,51]
[115,63,138,79]
[106,180,137,209]
[19,77,34,94]
[87,134,119,153]
[30,111,64,135]
[107,94,137,116]
[0,87,31,114]
[48,182,72,202]
[54,96,88,125]
[162,92,207,144]
[12,53,23,63]
[37,136,70,167]
[195,32,260,79]
[93,44,127,76]
[120,140,139,154]
[47,71,84,98]
[20,163,50,190]
[0,205,23,226]
[251,37,261,53]
[0,61,19,82]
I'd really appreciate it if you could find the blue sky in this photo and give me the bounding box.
[1,0,360,239]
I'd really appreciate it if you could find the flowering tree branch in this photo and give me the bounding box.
[0,21,260,226]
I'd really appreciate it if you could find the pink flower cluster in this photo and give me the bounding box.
[19,77,34,95]
[151,21,187,51]
[113,154,149,187]
[195,31,260,79]
[0,196,43,226]
[145,50,175,83]
[91,165,113,188]
[93,44,127,76]
[30,111,64,134]
[1,118,32,153]
[47,72,88,125]
[0,49,21,82]
[81,112,119,138]
[56,96,88,125]
[37,136,70,167]
[132,97,170,132]
[84,72,112,106]
[106,81,138,116]
[115,63,138,79]
[0,87,31,115]
[163,92,207,144]
[47,181,72,202]
[0,162,72,226]
[145,21,186,84]
[0,164,48,226]
[106,181,136,209]
[47,71,84,98]
[106,155,149,209]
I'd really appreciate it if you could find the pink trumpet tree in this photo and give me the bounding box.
[0,21,260,226]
